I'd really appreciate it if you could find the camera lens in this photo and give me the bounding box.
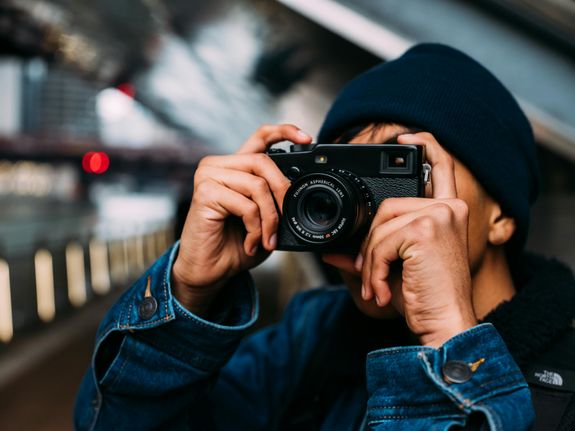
[283,170,373,247]
[299,187,341,230]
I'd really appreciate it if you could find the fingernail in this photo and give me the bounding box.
[297,130,311,139]
[250,246,258,256]
[269,233,277,249]
[361,284,366,300]
[375,296,382,306]
[354,253,363,271]
[398,133,415,139]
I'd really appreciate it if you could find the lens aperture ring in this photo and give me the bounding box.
[330,169,375,219]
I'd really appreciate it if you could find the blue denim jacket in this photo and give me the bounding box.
[75,244,535,430]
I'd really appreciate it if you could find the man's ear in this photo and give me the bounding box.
[488,205,516,246]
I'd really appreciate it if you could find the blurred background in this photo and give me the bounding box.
[0,0,574,429]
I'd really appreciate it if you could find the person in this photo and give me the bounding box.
[74,44,575,430]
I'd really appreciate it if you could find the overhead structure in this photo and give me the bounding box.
[278,0,575,161]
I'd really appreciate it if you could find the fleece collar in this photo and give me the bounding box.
[482,253,575,367]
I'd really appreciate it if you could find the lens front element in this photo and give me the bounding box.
[299,186,342,231]
[283,170,373,246]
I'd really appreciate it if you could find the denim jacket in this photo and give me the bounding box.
[74,244,534,430]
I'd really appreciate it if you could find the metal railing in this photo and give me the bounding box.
[0,226,174,344]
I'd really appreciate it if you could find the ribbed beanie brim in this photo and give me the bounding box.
[318,43,540,251]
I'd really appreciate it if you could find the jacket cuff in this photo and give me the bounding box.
[366,323,534,429]
[93,242,259,391]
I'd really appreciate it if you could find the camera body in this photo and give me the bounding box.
[268,142,428,252]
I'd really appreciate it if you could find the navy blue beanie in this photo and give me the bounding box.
[318,43,540,251]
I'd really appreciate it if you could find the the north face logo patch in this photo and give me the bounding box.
[534,370,564,386]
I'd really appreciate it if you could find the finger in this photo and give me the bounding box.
[196,181,263,256]
[236,124,312,154]
[363,213,428,307]
[369,196,469,230]
[360,202,466,303]
[199,153,291,208]
[359,199,436,298]
[360,211,418,303]
[362,201,465,264]
[359,225,394,305]
[397,132,457,199]
[370,197,436,229]
[368,230,403,307]
[197,166,279,250]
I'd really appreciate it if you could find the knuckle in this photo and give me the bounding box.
[267,211,280,228]
[193,169,205,184]
[411,215,436,239]
[253,153,270,165]
[371,271,385,291]
[249,225,263,236]
[198,155,214,168]
[280,123,298,132]
[435,148,454,166]
[420,132,435,141]
[246,201,259,217]
[252,177,268,193]
[250,225,263,236]
[431,203,454,224]
[243,209,261,234]
[373,198,399,224]
[451,199,469,219]
[194,164,215,183]
[267,210,279,224]
[378,197,398,213]
[257,124,274,135]
[260,196,279,222]
[370,243,384,262]
[245,223,262,236]
[369,242,381,262]
[369,224,386,242]
[193,180,211,199]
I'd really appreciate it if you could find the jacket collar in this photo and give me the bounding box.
[482,253,575,367]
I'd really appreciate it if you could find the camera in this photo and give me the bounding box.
[268,141,430,252]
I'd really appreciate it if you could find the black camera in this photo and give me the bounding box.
[268,142,429,252]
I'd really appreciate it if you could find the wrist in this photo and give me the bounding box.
[171,259,228,317]
[420,311,478,348]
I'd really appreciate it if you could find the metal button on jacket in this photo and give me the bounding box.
[138,296,158,320]
[443,360,473,384]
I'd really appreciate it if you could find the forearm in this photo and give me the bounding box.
[74,242,258,431]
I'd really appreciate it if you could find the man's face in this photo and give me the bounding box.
[322,124,499,319]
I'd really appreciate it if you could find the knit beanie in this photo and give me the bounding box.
[318,43,540,251]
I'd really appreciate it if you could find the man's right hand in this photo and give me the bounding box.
[171,124,312,315]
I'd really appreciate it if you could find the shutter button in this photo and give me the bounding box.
[443,361,473,384]
[138,276,158,320]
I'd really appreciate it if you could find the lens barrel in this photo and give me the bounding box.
[298,186,342,231]
[283,170,373,245]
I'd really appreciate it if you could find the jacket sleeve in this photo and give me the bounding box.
[365,324,535,430]
[74,242,345,431]
[74,242,259,430]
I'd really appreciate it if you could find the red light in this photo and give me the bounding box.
[82,152,94,172]
[82,152,110,174]
[116,83,135,98]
